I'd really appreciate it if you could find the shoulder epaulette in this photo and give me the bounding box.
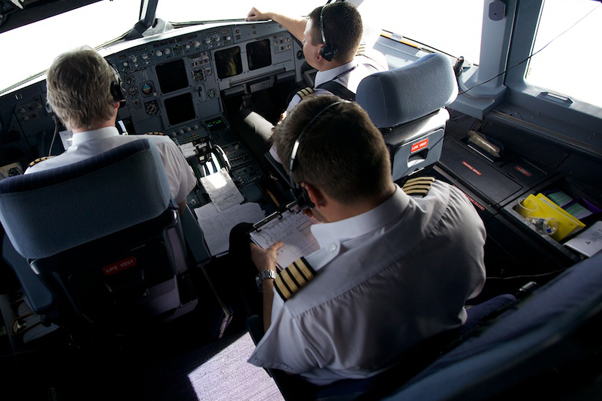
[296,87,315,100]
[145,132,164,136]
[402,176,436,197]
[355,43,366,57]
[274,257,316,301]
[28,156,55,167]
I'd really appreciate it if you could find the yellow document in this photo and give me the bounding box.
[516,194,585,241]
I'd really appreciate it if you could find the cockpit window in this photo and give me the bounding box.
[360,0,484,65]
[526,0,602,108]
[155,2,323,23]
[0,1,324,93]
[0,1,139,93]
[0,0,487,94]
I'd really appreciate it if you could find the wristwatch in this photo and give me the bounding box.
[256,270,277,292]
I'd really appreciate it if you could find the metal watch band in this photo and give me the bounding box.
[256,269,277,292]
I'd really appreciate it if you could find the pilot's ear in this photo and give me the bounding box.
[303,182,326,208]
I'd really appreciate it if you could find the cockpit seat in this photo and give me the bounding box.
[356,52,458,182]
[0,139,198,335]
[383,252,602,401]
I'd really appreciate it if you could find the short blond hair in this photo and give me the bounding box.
[46,46,118,130]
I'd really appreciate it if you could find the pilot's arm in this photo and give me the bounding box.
[250,240,284,332]
[246,7,307,43]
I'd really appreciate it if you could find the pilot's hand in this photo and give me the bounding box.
[302,208,314,219]
[246,7,270,22]
[250,241,284,273]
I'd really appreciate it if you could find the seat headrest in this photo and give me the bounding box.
[0,139,173,259]
[356,53,458,128]
[0,139,152,193]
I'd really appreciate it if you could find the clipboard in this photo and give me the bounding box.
[250,202,320,269]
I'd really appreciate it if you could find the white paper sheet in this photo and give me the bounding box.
[194,202,265,256]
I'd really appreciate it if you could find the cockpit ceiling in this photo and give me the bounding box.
[0,0,101,34]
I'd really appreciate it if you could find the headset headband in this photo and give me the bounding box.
[289,101,343,174]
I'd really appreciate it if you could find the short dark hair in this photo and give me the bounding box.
[274,95,392,204]
[308,2,363,62]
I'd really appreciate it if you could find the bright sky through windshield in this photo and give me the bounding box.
[0,0,481,93]
[0,0,598,109]
[526,0,602,108]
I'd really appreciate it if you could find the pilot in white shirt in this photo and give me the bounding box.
[245,96,486,386]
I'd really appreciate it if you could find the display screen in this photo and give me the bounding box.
[214,46,243,79]
[164,93,195,126]
[247,39,272,71]
[156,59,189,94]
[205,117,227,132]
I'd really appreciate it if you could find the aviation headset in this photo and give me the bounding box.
[107,60,127,104]
[288,100,343,210]
[318,0,341,62]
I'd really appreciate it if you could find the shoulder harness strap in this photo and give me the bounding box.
[274,256,316,301]
[316,80,356,101]
[28,156,55,168]
[402,176,436,197]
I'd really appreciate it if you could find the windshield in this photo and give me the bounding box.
[0,0,483,93]
[362,0,483,64]
[526,0,602,108]
[0,1,139,93]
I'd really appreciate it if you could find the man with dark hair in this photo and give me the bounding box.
[240,95,487,385]
[237,2,387,164]
[26,46,195,214]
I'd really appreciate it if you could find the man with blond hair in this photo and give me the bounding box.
[27,46,195,213]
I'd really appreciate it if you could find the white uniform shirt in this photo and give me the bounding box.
[285,53,386,113]
[269,51,389,162]
[248,181,487,385]
[26,127,196,205]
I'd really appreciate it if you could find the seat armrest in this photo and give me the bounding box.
[181,205,211,266]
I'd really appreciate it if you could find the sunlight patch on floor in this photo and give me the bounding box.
[187,333,284,401]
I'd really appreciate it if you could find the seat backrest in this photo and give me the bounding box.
[356,53,458,181]
[0,139,197,328]
[383,252,602,401]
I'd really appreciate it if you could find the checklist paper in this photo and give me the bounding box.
[250,210,320,269]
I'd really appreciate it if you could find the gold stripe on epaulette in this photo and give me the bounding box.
[296,87,315,99]
[402,176,435,197]
[274,257,316,301]
[28,156,55,167]
[145,132,164,135]
[356,43,366,56]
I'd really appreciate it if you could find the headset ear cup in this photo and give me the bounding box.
[301,187,316,209]
[110,80,126,103]
[319,3,338,62]
[291,185,315,210]
[320,44,338,62]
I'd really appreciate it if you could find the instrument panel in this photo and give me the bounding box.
[106,21,298,140]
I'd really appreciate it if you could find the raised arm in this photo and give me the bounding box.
[246,7,308,43]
